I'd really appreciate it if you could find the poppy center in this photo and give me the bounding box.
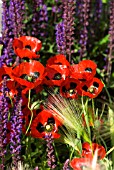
[45,124,53,132]
[20,72,40,82]
[88,86,96,93]
[53,73,62,80]
[25,45,31,50]
[69,89,75,94]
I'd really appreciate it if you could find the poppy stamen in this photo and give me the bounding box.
[45,124,53,132]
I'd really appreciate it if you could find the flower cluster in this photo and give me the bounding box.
[0,36,104,141]
[0,36,104,99]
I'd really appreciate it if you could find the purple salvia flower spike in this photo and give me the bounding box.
[94,0,102,22]
[79,0,90,60]
[106,0,114,83]
[0,0,13,67]
[10,90,23,170]
[32,0,48,37]
[55,21,65,55]
[46,133,56,169]
[63,159,70,170]
[61,0,76,62]
[0,77,9,170]
[9,0,25,37]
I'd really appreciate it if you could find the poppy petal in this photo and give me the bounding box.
[31,109,62,139]
[70,157,90,170]
[46,54,70,67]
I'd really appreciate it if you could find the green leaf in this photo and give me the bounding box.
[102,0,108,3]
[99,34,109,45]
[92,35,109,54]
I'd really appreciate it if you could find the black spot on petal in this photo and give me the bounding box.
[93,82,99,88]
[70,82,77,89]
[62,86,67,93]
[25,45,31,50]
[82,85,88,92]
[78,78,86,82]
[36,122,44,133]
[85,67,92,72]
[47,117,55,124]
[45,76,50,80]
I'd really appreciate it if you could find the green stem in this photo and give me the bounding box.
[25,90,33,135]
[81,97,91,139]
[103,81,112,103]
[108,107,114,167]
[25,137,32,167]
[106,146,114,156]
[53,141,60,164]
[69,146,75,160]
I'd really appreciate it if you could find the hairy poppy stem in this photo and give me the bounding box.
[25,90,33,135]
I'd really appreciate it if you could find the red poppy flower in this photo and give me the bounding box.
[82,142,106,160]
[31,110,62,139]
[70,60,97,82]
[70,157,92,170]
[46,54,70,67]
[13,36,42,59]
[44,65,69,86]
[77,77,104,98]
[12,61,45,93]
[60,78,80,99]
